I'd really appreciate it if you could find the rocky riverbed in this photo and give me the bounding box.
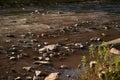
[0,3,120,80]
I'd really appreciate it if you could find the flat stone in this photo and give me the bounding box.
[39,44,58,53]
[9,56,16,60]
[26,76,32,80]
[22,67,32,71]
[44,72,59,80]
[33,61,50,65]
[15,77,21,80]
[110,48,120,55]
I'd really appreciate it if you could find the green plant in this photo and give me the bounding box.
[79,42,120,80]
[81,56,87,67]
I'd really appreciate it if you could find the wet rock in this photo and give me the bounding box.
[39,44,58,53]
[41,33,46,37]
[75,43,85,49]
[90,37,102,42]
[42,53,48,57]
[31,39,38,43]
[60,65,69,69]
[37,44,41,48]
[110,48,120,55]
[45,57,50,61]
[22,67,32,71]
[5,40,12,43]
[103,26,110,30]
[44,42,49,45]
[9,56,16,60]
[35,70,42,76]
[21,53,29,57]
[15,77,21,80]
[66,74,71,78]
[33,61,50,65]
[44,72,59,80]
[33,76,40,80]
[38,57,43,60]
[26,76,32,80]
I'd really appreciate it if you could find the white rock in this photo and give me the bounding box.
[35,70,42,76]
[110,48,120,55]
[89,61,97,68]
[45,57,50,61]
[26,76,32,80]
[38,57,43,60]
[15,77,21,80]
[22,67,31,71]
[9,56,16,60]
[44,72,59,80]
[33,61,50,65]
[39,44,57,53]
[60,65,69,69]
[33,76,40,80]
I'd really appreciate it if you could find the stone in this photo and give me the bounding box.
[33,76,40,80]
[9,56,16,60]
[89,61,97,68]
[38,57,43,60]
[44,72,59,80]
[110,48,120,55]
[22,67,32,71]
[26,76,32,80]
[33,61,50,65]
[15,77,21,80]
[5,40,12,43]
[39,44,58,53]
[35,70,42,76]
[60,65,69,69]
[45,57,50,61]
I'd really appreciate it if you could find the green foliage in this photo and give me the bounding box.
[79,42,120,80]
[81,56,87,67]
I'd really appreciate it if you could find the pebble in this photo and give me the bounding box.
[26,76,32,80]
[45,57,50,61]
[60,65,69,69]
[33,61,50,65]
[5,40,12,43]
[22,67,32,71]
[15,77,21,80]
[9,56,16,60]
[33,76,40,80]
[35,70,42,76]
